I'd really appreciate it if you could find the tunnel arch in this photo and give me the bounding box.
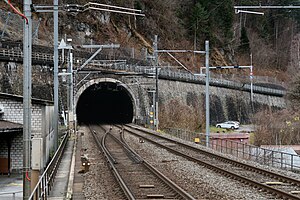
[75,78,137,124]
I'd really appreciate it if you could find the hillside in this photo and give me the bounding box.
[3,1,300,80]
[1,0,300,145]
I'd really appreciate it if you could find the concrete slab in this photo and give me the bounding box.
[48,138,74,199]
[0,174,23,200]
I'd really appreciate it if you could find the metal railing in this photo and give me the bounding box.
[163,128,300,172]
[28,133,69,200]
[0,48,286,96]
[92,63,286,96]
[0,49,64,63]
[0,190,22,200]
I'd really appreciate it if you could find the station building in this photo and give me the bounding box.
[0,93,54,174]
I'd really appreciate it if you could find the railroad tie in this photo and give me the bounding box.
[291,191,300,194]
[264,181,284,185]
[139,185,155,188]
[146,194,164,198]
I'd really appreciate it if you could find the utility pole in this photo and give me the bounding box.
[205,41,210,147]
[23,0,32,199]
[154,35,159,131]
[67,39,74,131]
[200,65,254,103]
[155,41,208,145]
[53,0,59,150]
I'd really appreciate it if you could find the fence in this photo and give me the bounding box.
[163,128,300,173]
[0,47,286,96]
[28,133,69,200]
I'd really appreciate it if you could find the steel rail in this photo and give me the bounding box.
[124,124,300,200]
[116,125,196,200]
[108,128,143,164]
[89,126,135,200]
[99,125,195,199]
[126,125,300,185]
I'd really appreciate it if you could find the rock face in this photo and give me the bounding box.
[0,62,53,100]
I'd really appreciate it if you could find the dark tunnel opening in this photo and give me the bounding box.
[76,82,134,124]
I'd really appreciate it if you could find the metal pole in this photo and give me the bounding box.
[205,40,210,147]
[53,0,59,150]
[23,0,32,199]
[154,35,159,131]
[250,65,253,102]
[70,51,74,130]
[67,49,70,124]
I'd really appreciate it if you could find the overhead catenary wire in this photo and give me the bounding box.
[4,0,28,24]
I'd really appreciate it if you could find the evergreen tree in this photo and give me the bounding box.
[190,2,209,37]
[239,26,250,52]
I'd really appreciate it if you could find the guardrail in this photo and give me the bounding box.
[0,190,22,200]
[0,49,64,63]
[0,49,286,96]
[164,128,300,172]
[28,133,69,200]
[101,63,286,96]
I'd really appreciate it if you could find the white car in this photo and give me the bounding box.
[216,121,239,129]
[227,121,240,125]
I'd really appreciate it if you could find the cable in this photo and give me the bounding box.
[5,0,29,24]
[26,171,31,181]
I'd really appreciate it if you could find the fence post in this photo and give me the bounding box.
[291,155,294,171]
[280,152,283,169]
[256,147,259,162]
[271,151,274,167]
[242,143,245,159]
[226,140,228,154]
[263,149,266,165]
[220,140,223,153]
[236,142,239,158]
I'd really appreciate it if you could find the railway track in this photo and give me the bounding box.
[90,125,195,200]
[123,124,300,200]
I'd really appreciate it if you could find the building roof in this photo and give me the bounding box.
[0,92,53,106]
[0,120,22,134]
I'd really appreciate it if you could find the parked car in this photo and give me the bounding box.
[227,121,240,125]
[216,121,239,129]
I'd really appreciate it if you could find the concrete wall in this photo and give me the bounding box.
[74,74,286,131]
[0,61,287,132]
[157,79,286,129]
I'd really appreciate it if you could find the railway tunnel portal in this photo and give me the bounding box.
[76,78,137,125]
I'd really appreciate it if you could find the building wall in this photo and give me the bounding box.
[0,96,54,171]
[0,138,8,158]
[11,133,23,172]
[0,133,23,173]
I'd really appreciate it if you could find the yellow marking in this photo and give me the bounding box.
[194,138,200,143]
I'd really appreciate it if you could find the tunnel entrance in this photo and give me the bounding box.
[76,81,134,124]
